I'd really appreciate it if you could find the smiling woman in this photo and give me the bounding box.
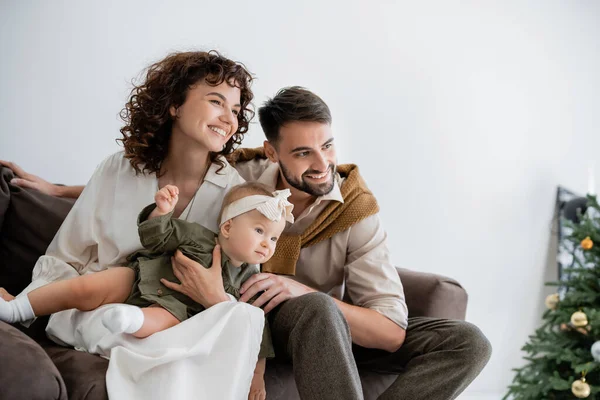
[168,82,242,156]
[118,50,255,176]
[0,50,270,400]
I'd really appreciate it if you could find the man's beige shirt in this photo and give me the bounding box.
[234,158,408,329]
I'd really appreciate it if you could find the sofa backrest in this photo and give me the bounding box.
[0,167,75,296]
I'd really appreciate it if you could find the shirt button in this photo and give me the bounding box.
[157,289,163,296]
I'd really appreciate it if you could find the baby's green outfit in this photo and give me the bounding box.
[125,203,274,358]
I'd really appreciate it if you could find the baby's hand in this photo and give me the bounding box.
[248,373,266,400]
[155,185,179,214]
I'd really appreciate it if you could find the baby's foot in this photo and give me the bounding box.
[102,305,145,334]
[0,297,12,322]
[0,296,34,323]
[0,287,15,301]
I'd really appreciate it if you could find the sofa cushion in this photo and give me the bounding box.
[0,321,67,400]
[44,345,109,400]
[0,166,75,296]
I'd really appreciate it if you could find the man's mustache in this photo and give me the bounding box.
[303,164,336,177]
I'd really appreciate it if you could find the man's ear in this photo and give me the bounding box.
[220,220,232,239]
[264,141,278,163]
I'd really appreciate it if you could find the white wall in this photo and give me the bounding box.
[2,1,600,398]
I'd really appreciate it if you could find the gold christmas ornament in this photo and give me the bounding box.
[581,236,594,251]
[571,311,589,327]
[545,293,560,310]
[572,377,591,398]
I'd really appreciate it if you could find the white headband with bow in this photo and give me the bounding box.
[219,189,295,226]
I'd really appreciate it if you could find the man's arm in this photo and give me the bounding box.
[0,160,84,198]
[340,213,409,352]
[331,298,406,352]
[239,273,406,353]
[53,185,86,198]
[239,214,408,353]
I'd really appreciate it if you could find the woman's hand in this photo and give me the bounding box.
[239,273,316,313]
[160,246,230,308]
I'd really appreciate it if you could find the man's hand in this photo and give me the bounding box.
[161,246,230,308]
[0,160,84,198]
[239,273,316,313]
[0,160,60,196]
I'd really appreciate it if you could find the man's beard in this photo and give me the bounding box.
[279,161,336,197]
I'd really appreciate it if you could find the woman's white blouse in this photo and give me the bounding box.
[19,151,245,295]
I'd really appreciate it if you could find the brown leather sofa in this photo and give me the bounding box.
[0,166,468,400]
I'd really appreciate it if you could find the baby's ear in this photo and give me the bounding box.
[220,220,232,238]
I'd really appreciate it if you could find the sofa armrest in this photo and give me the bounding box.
[0,321,67,400]
[397,267,468,320]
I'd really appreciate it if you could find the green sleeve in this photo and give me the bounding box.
[136,203,212,254]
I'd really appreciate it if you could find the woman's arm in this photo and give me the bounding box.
[17,156,112,297]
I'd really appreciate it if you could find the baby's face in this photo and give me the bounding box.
[224,210,286,265]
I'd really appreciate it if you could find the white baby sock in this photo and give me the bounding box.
[0,295,35,323]
[101,305,145,334]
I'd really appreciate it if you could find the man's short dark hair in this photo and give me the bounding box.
[258,86,331,144]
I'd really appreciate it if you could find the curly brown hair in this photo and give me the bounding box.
[117,50,255,175]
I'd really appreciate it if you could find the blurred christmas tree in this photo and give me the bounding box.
[505,195,600,399]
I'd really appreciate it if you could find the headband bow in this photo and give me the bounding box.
[220,189,294,226]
